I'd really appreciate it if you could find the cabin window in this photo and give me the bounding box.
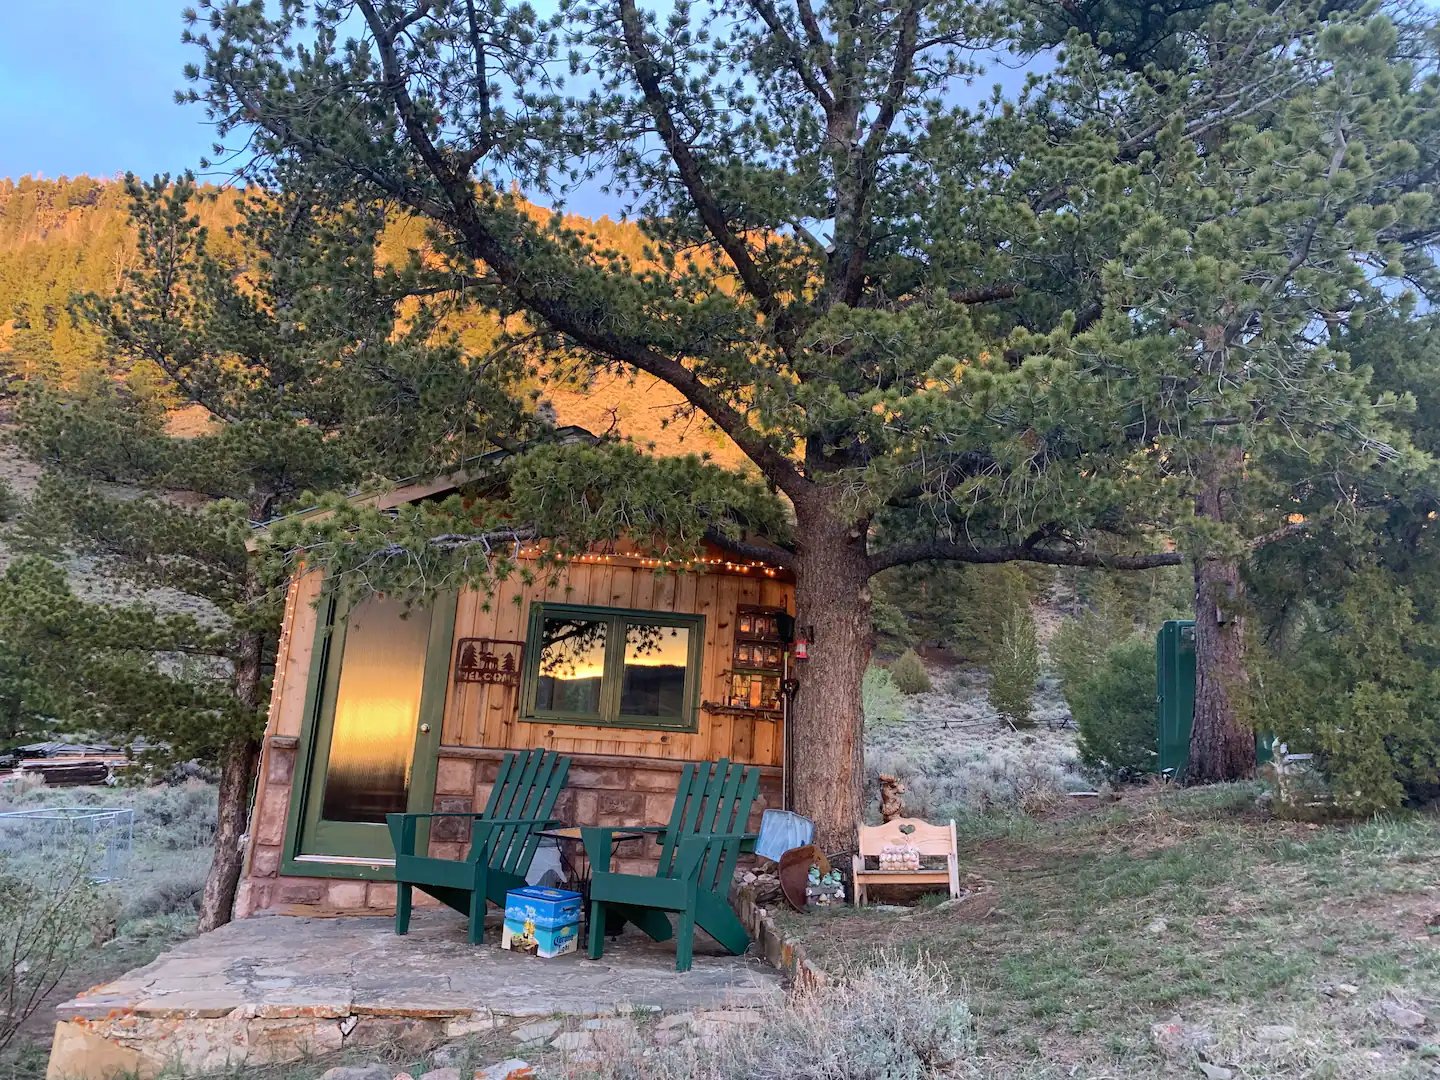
[520,603,704,731]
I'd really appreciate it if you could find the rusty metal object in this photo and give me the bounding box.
[454,638,525,686]
[778,844,830,912]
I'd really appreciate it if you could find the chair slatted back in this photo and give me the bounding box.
[656,758,760,891]
[471,749,571,873]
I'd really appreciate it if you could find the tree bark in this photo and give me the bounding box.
[197,621,266,933]
[198,733,261,932]
[1187,447,1254,783]
[788,505,873,855]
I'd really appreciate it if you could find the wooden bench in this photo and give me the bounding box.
[851,817,960,906]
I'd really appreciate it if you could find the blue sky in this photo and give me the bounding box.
[0,1,214,184]
[0,1,1036,218]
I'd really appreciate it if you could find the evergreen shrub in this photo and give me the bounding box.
[1255,571,1440,812]
[862,665,906,729]
[988,606,1039,728]
[1069,636,1158,778]
[888,649,932,694]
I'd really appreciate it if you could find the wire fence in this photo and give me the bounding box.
[0,806,135,882]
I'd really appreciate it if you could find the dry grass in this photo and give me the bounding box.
[779,785,1440,1079]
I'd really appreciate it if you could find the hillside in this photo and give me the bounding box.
[0,175,746,466]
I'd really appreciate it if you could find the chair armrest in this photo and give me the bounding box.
[577,826,660,870]
[473,817,563,826]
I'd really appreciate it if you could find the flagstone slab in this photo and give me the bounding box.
[52,910,781,1075]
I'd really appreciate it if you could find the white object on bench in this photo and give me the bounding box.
[852,817,959,906]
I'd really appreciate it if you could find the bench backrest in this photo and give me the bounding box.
[857,817,956,858]
[656,757,760,892]
[472,748,571,874]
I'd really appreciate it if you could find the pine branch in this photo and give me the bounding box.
[869,539,1183,574]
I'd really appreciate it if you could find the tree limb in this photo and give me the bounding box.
[744,0,835,114]
[704,528,798,568]
[869,539,1183,573]
[616,0,796,346]
[344,0,814,502]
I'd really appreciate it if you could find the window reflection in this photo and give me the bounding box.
[321,598,430,824]
[535,617,608,715]
[620,623,690,718]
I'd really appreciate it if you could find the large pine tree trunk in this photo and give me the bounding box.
[1187,447,1254,783]
[198,623,265,933]
[199,734,260,932]
[788,507,873,855]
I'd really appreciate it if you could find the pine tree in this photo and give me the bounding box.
[988,605,1040,729]
[187,0,1440,844]
[13,174,534,928]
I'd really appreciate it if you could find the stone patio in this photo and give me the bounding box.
[52,910,784,1075]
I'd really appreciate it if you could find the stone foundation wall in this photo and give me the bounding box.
[237,745,781,918]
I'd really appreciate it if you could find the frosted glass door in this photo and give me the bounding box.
[296,594,455,863]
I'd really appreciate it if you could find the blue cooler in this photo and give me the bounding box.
[501,887,582,958]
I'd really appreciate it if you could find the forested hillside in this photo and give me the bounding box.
[0,175,739,463]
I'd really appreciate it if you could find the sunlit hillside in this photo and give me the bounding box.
[0,175,747,468]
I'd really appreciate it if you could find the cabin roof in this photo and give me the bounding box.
[250,425,600,533]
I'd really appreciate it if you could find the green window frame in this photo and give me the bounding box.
[520,602,705,732]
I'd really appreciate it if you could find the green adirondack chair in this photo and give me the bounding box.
[580,757,760,972]
[386,748,571,945]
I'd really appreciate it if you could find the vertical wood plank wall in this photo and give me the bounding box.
[444,557,791,767]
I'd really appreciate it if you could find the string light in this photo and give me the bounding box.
[510,545,785,575]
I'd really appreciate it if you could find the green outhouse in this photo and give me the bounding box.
[1155,619,1274,775]
[1156,620,1197,774]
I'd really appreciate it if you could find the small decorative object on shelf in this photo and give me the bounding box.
[727,605,788,713]
[806,865,845,906]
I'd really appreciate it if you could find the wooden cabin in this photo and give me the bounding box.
[235,462,794,918]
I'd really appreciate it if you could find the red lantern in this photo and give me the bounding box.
[794,635,808,661]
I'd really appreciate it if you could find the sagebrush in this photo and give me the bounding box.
[889,649,932,695]
[0,848,100,1052]
[575,955,972,1080]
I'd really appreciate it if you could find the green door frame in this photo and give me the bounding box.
[281,591,458,880]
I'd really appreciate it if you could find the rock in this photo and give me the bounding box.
[446,1015,503,1038]
[319,1066,392,1080]
[393,1072,415,1080]
[1198,1065,1234,1080]
[340,1016,360,1036]
[1256,1025,1295,1042]
[549,1031,595,1052]
[1336,984,1360,997]
[1150,1016,1212,1056]
[46,1021,156,1080]
[655,1027,692,1047]
[658,1012,695,1031]
[581,1017,632,1031]
[1382,1002,1428,1029]
[474,1062,534,1080]
[1146,918,1169,934]
[511,1020,563,1043]
[420,1070,461,1080]
[430,1044,469,1069]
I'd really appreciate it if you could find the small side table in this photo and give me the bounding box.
[536,827,649,937]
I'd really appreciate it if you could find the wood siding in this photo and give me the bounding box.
[444,556,790,767]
